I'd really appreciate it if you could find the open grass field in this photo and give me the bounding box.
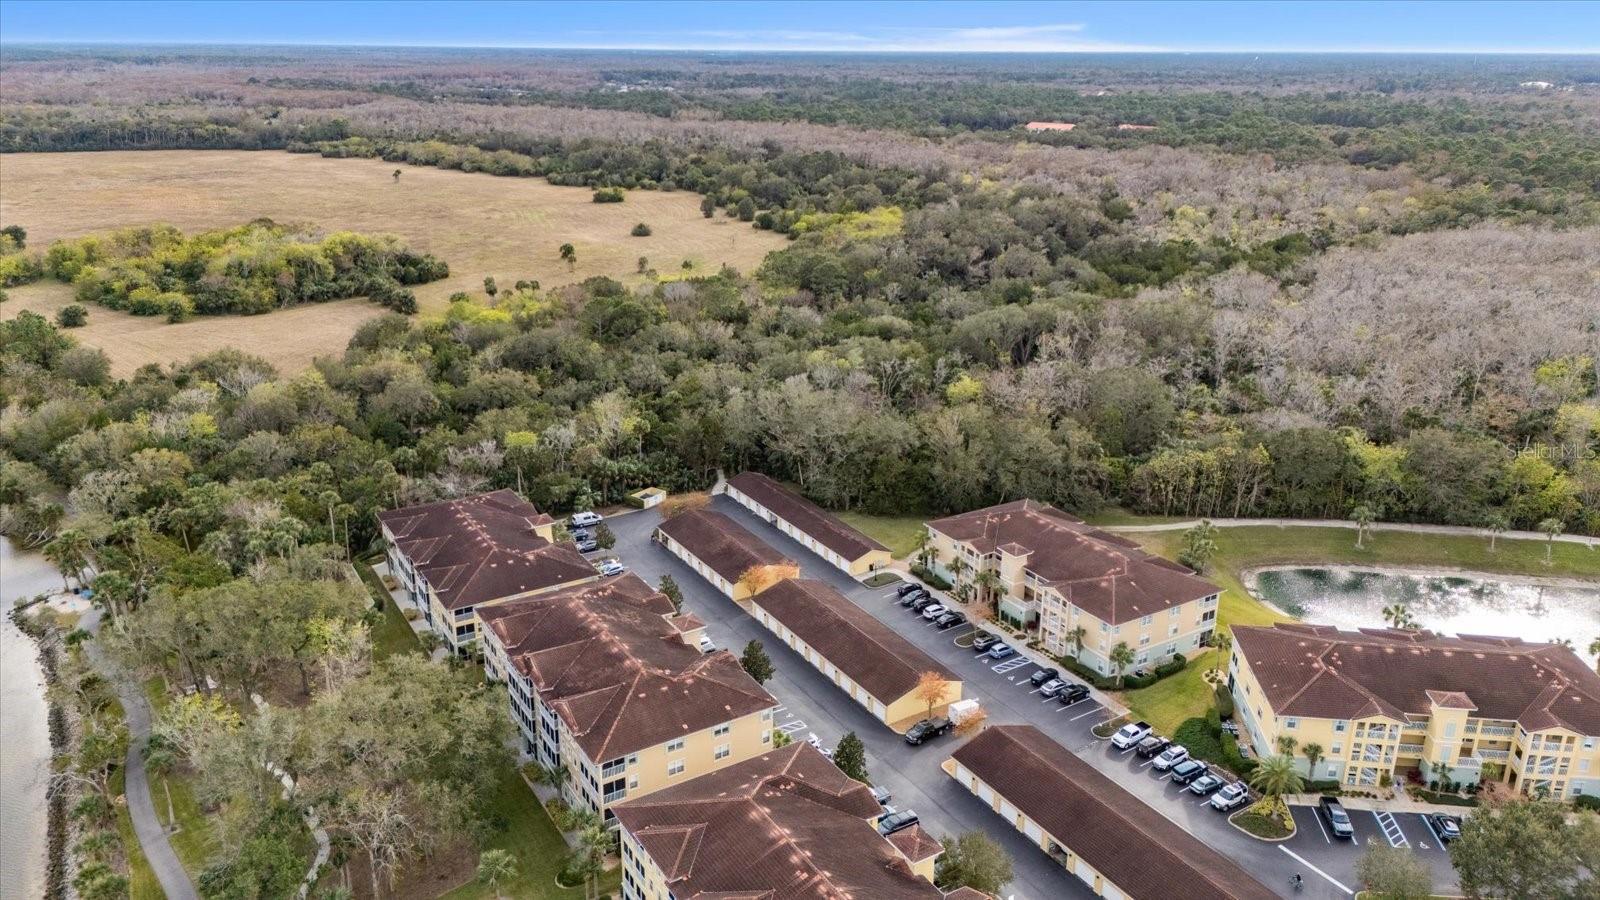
[836,512,927,559]
[1119,525,1600,735]
[0,150,786,375]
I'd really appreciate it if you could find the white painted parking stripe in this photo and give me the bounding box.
[1373,810,1408,848]
[1419,813,1443,850]
[1068,705,1102,721]
[1278,846,1355,895]
[1310,806,1331,843]
[777,721,807,735]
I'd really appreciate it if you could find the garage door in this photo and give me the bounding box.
[1022,819,1042,842]
[998,799,1017,822]
[977,783,994,805]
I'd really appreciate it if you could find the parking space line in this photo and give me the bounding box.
[1067,705,1102,721]
[1278,847,1355,895]
[1309,807,1330,843]
[1419,813,1442,850]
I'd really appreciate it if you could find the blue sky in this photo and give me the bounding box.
[0,1,1595,53]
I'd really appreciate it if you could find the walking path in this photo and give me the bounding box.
[82,610,200,900]
[1101,516,1599,547]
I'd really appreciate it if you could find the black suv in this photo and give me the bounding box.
[935,611,966,629]
[971,633,1001,652]
[895,582,923,598]
[1057,684,1092,705]
[1135,736,1172,758]
[878,809,919,835]
[904,717,952,746]
[898,589,929,608]
[1029,668,1060,687]
[910,595,940,612]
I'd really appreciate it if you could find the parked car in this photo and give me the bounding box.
[920,604,947,621]
[899,589,929,607]
[596,559,626,576]
[895,582,923,598]
[1057,684,1091,705]
[871,785,892,806]
[1426,813,1462,842]
[911,596,940,613]
[878,809,920,836]
[971,633,1001,652]
[1152,745,1191,771]
[1188,773,1226,795]
[570,511,603,528]
[935,611,966,630]
[1111,721,1153,750]
[570,528,593,541]
[987,643,1016,660]
[1169,760,1208,785]
[905,717,952,745]
[1029,668,1060,687]
[1038,679,1068,698]
[1319,797,1355,839]
[575,539,599,553]
[1135,736,1171,758]
[1210,782,1250,811]
[696,635,716,653]
[806,733,832,759]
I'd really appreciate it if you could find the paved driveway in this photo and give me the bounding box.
[602,499,1461,900]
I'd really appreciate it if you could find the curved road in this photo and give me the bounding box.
[1101,516,1599,547]
[83,613,200,900]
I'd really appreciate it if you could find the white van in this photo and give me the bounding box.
[569,511,603,528]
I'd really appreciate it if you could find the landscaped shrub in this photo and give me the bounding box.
[1054,655,1115,690]
[1214,683,1235,718]
[909,564,951,591]
[1575,794,1600,812]
[592,187,625,203]
[1155,654,1187,676]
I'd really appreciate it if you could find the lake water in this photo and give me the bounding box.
[1,537,57,900]
[1250,566,1600,666]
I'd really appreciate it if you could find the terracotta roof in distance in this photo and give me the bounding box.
[927,499,1218,624]
[657,508,797,584]
[755,578,958,704]
[614,743,943,900]
[726,472,888,562]
[377,490,593,610]
[479,574,775,761]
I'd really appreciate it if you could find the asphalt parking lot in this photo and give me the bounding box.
[601,498,1461,899]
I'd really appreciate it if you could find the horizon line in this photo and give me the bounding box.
[3,39,1598,55]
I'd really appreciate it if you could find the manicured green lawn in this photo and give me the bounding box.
[440,767,618,900]
[836,512,927,559]
[140,677,218,877]
[111,768,165,900]
[356,560,423,660]
[1081,506,1192,527]
[1119,524,1598,735]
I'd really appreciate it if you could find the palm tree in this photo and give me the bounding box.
[912,526,933,567]
[559,243,577,272]
[1350,504,1377,549]
[1483,514,1509,553]
[1066,625,1087,660]
[1248,754,1305,823]
[1181,519,1219,573]
[476,849,518,900]
[1211,629,1233,678]
[1276,734,1299,757]
[43,528,91,591]
[1537,517,1565,564]
[574,819,612,900]
[1588,637,1600,674]
[1551,637,1575,651]
[1381,603,1412,630]
[1109,642,1135,689]
[973,568,1001,606]
[1302,742,1324,779]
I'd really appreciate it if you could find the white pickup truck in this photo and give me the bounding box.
[1110,720,1153,750]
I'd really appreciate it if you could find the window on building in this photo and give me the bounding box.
[713,724,730,737]
[1285,718,1299,730]
[714,744,731,760]
[1141,614,1153,626]
[1334,720,1348,733]
[667,738,685,753]
[667,759,685,777]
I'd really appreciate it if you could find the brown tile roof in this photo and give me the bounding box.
[951,726,1278,900]
[885,824,943,864]
[926,500,1218,624]
[657,509,797,585]
[613,743,943,900]
[479,574,775,761]
[941,889,992,900]
[377,490,593,610]
[1233,624,1600,735]
[726,472,888,562]
[755,579,958,705]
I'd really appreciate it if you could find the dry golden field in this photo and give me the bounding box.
[0,150,785,374]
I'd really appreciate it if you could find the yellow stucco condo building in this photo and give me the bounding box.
[723,471,893,575]
[751,578,963,732]
[925,500,1221,676]
[479,573,778,824]
[1231,624,1600,799]
[378,489,598,655]
[613,743,946,900]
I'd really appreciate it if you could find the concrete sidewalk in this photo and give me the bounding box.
[1290,791,1476,818]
